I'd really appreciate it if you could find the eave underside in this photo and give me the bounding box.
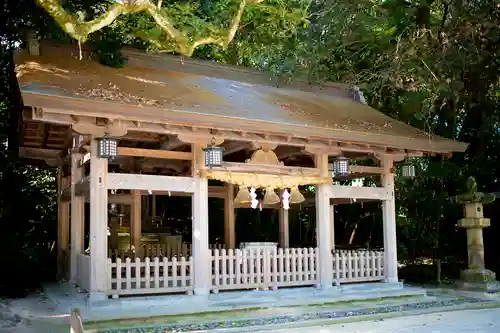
[20,103,429,173]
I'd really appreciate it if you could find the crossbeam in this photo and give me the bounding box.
[212,162,322,177]
[118,147,193,160]
[107,173,196,192]
[329,185,391,201]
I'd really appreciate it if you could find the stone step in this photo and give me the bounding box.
[84,293,498,333]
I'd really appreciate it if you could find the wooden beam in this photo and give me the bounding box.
[27,109,458,155]
[222,141,252,155]
[328,164,384,176]
[19,147,61,162]
[118,147,193,160]
[135,135,187,166]
[108,193,133,204]
[274,146,302,159]
[208,186,227,199]
[211,162,322,177]
[224,183,236,249]
[159,136,185,150]
[70,152,84,282]
[61,176,90,201]
[329,185,391,200]
[130,190,141,255]
[57,167,70,280]
[107,173,196,192]
[141,160,186,173]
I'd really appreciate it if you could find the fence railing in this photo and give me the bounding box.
[106,249,384,297]
[108,243,224,260]
[211,248,319,292]
[332,250,384,283]
[107,256,193,296]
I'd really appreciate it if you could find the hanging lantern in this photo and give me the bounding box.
[282,189,291,210]
[234,186,252,204]
[97,136,117,160]
[401,161,416,178]
[332,156,350,177]
[262,187,280,205]
[203,137,224,168]
[289,186,305,204]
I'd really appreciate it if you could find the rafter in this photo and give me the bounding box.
[222,141,252,155]
[159,136,185,151]
[274,145,303,159]
[25,110,435,158]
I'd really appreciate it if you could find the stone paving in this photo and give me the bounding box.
[274,308,500,333]
[96,295,495,332]
[1,287,499,333]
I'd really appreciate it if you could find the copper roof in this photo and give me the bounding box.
[15,44,467,153]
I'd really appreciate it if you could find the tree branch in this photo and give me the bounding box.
[36,0,262,57]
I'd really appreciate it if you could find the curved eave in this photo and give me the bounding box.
[21,90,468,155]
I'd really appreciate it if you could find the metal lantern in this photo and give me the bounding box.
[332,156,350,177]
[401,161,416,178]
[203,138,224,168]
[97,136,118,160]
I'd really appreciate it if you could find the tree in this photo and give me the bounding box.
[36,0,307,57]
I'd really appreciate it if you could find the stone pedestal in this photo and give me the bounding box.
[455,202,499,292]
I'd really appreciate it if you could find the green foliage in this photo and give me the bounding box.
[93,27,128,67]
[36,0,308,56]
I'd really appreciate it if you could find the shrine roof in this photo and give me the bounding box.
[15,43,467,154]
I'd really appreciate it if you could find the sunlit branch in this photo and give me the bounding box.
[36,0,263,56]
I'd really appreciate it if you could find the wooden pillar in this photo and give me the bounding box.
[70,153,85,283]
[152,194,157,217]
[279,207,289,248]
[131,190,142,256]
[224,183,236,249]
[330,204,335,250]
[192,143,210,295]
[381,155,398,283]
[109,215,119,253]
[89,139,109,298]
[57,168,70,280]
[315,153,333,288]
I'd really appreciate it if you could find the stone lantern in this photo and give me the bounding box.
[451,177,499,292]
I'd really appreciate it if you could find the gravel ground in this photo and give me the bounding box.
[99,296,494,333]
[273,307,500,333]
[1,292,498,333]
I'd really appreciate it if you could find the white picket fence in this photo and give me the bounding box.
[107,256,193,296]
[212,248,318,291]
[106,249,384,297]
[332,250,384,283]
[109,243,224,260]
